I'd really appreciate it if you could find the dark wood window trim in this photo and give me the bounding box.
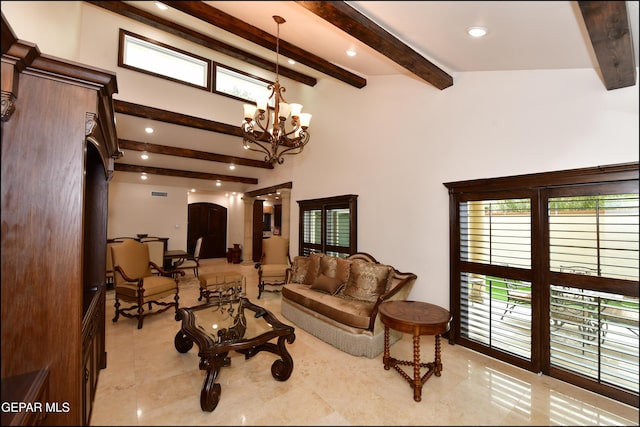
[211,62,272,104]
[118,29,212,92]
[297,194,357,257]
[444,161,639,407]
[117,29,280,105]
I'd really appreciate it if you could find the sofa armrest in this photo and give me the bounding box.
[367,271,417,331]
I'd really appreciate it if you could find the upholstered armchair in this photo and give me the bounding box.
[111,239,184,329]
[256,236,291,299]
[141,237,166,275]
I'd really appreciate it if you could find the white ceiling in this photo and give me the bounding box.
[112,1,639,194]
[207,1,639,75]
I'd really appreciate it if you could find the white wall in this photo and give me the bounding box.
[287,70,639,308]
[107,182,188,250]
[107,183,246,252]
[4,2,638,310]
[1,1,82,60]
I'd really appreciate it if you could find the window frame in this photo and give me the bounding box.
[297,194,357,257]
[444,162,639,407]
[212,63,273,104]
[118,29,276,106]
[118,29,212,91]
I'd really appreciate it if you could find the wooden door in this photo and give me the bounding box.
[274,204,282,227]
[188,203,227,259]
[252,200,264,262]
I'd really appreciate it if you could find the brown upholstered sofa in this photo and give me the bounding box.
[281,252,417,358]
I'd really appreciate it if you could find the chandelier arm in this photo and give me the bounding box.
[243,138,274,163]
[278,120,300,138]
[241,121,265,144]
[274,132,310,157]
[252,111,272,136]
[242,120,274,160]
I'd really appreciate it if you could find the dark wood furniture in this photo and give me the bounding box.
[1,15,119,425]
[252,199,264,262]
[174,297,295,412]
[0,370,49,426]
[274,204,282,230]
[163,249,191,270]
[379,300,451,402]
[230,244,242,264]
[187,202,228,258]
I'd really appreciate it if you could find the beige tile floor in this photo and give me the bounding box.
[90,258,638,426]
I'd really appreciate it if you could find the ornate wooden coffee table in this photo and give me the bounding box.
[379,300,451,402]
[174,297,295,412]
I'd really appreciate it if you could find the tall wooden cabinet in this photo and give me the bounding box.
[1,14,120,426]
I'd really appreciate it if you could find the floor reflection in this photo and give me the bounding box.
[90,259,639,426]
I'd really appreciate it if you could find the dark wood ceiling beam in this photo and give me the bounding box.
[118,139,272,169]
[244,182,293,198]
[114,163,258,184]
[578,1,637,90]
[162,0,367,89]
[295,1,453,90]
[114,99,241,137]
[86,1,316,87]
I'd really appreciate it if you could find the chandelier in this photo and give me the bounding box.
[241,16,312,166]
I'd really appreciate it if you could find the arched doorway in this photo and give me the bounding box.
[188,202,227,259]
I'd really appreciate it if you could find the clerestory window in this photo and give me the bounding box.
[118,29,272,104]
[119,30,210,90]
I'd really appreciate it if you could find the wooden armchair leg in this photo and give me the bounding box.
[112,299,121,323]
[258,282,265,299]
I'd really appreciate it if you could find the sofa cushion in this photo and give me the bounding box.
[282,284,374,329]
[304,253,323,285]
[342,261,392,303]
[310,273,344,295]
[290,256,310,283]
[260,264,289,280]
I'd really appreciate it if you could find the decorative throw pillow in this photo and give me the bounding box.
[336,257,352,287]
[290,256,310,284]
[320,256,352,288]
[310,273,344,295]
[304,252,323,285]
[342,262,392,302]
[320,255,338,278]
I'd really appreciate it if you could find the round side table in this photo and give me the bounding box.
[378,300,451,402]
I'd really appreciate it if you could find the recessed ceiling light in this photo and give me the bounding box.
[287,58,295,65]
[155,2,168,10]
[140,151,149,160]
[216,180,221,187]
[229,164,236,170]
[190,188,196,193]
[145,127,154,134]
[467,26,488,38]
[346,49,357,57]
[140,173,148,180]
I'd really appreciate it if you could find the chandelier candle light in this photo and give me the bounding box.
[241,16,311,166]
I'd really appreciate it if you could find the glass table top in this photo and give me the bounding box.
[185,297,284,346]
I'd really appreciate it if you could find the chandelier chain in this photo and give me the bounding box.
[275,17,280,82]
